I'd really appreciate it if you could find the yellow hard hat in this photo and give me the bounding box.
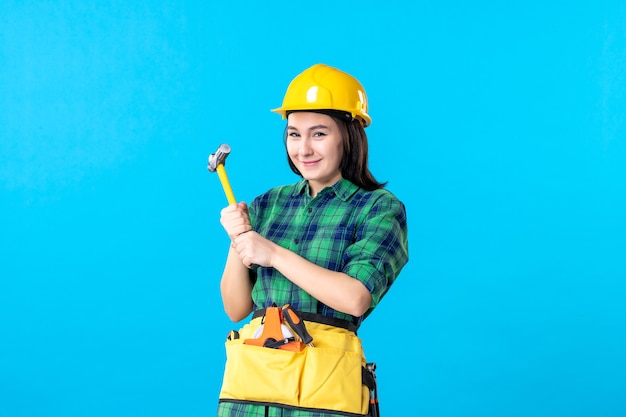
[271,64,371,127]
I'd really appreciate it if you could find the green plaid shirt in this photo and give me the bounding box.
[248,178,409,326]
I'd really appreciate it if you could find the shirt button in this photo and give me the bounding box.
[294,239,299,244]
[307,208,312,213]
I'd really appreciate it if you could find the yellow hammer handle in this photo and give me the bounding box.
[216,164,236,205]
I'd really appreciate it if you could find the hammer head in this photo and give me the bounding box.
[208,143,232,172]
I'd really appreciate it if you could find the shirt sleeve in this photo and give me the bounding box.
[342,191,409,318]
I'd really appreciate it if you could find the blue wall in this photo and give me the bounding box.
[1,2,625,416]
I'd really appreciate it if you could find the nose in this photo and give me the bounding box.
[298,138,313,156]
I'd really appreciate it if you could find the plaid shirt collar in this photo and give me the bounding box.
[293,178,360,202]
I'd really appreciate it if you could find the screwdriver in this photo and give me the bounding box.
[282,304,314,347]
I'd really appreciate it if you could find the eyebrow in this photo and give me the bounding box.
[287,124,330,131]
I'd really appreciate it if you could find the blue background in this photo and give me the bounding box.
[1,1,625,416]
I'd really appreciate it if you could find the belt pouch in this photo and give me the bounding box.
[219,319,369,415]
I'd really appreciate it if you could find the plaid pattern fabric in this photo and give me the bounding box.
[217,402,348,416]
[249,178,409,324]
[216,179,408,416]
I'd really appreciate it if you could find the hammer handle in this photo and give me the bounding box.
[216,164,236,205]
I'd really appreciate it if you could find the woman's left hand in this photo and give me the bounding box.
[232,230,276,269]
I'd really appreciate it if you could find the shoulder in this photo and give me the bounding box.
[352,187,405,211]
[250,181,303,209]
[348,188,408,231]
[255,182,300,200]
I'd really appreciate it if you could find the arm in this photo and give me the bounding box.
[272,244,372,317]
[232,231,372,317]
[219,246,254,322]
[218,202,255,322]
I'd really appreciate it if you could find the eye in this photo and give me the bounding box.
[288,131,301,138]
[313,131,327,138]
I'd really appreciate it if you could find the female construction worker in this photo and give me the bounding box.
[216,63,409,417]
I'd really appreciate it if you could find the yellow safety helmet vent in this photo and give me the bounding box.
[271,64,371,127]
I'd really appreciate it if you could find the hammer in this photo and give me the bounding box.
[208,143,236,204]
[208,144,259,270]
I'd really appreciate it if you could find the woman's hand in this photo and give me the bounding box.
[232,231,277,269]
[219,202,252,242]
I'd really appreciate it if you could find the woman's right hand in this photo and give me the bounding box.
[219,202,252,241]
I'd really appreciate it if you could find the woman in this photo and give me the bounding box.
[216,63,409,417]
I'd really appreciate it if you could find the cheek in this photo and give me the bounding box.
[334,144,344,164]
[286,141,298,159]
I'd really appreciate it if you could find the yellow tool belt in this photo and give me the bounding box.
[219,310,371,416]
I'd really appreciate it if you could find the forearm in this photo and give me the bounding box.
[270,245,372,317]
[220,246,254,322]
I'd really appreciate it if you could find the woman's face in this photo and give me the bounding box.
[286,112,344,196]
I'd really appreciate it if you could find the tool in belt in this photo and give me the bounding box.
[237,304,313,352]
[226,304,381,416]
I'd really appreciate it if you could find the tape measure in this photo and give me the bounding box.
[252,323,294,340]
